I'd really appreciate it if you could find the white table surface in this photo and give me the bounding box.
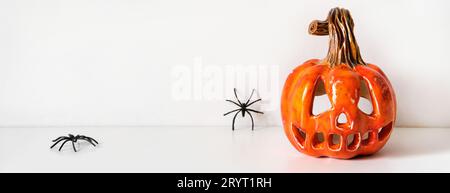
[0,126,449,173]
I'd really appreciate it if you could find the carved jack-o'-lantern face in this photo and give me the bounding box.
[281,8,396,159]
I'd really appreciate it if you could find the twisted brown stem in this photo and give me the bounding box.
[309,7,366,68]
[309,20,329,36]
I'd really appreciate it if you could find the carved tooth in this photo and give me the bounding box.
[361,131,370,146]
[292,124,306,148]
[347,133,360,151]
[312,132,325,149]
[328,134,342,151]
[378,122,393,141]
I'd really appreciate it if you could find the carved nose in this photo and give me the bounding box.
[337,113,348,124]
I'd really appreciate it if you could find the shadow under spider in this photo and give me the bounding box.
[224,88,263,130]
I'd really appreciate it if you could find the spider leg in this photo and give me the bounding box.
[246,99,262,107]
[224,109,241,116]
[58,139,70,151]
[247,109,264,114]
[233,88,242,105]
[225,100,240,107]
[245,89,256,105]
[50,137,67,149]
[246,111,255,130]
[88,137,99,144]
[52,136,64,142]
[231,110,241,131]
[72,141,77,152]
[80,136,99,144]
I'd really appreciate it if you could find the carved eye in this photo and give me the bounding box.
[312,78,332,115]
[358,79,374,115]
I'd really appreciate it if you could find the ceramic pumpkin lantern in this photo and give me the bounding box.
[281,7,396,159]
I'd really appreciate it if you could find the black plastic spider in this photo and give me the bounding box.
[224,88,263,130]
[50,134,99,152]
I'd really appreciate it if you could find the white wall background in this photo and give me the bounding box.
[0,0,449,128]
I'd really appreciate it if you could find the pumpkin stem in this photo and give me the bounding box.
[309,7,366,68]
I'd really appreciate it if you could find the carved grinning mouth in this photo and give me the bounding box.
[292,121,393,152]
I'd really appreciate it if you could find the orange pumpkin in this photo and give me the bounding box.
[281,8,396,159]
